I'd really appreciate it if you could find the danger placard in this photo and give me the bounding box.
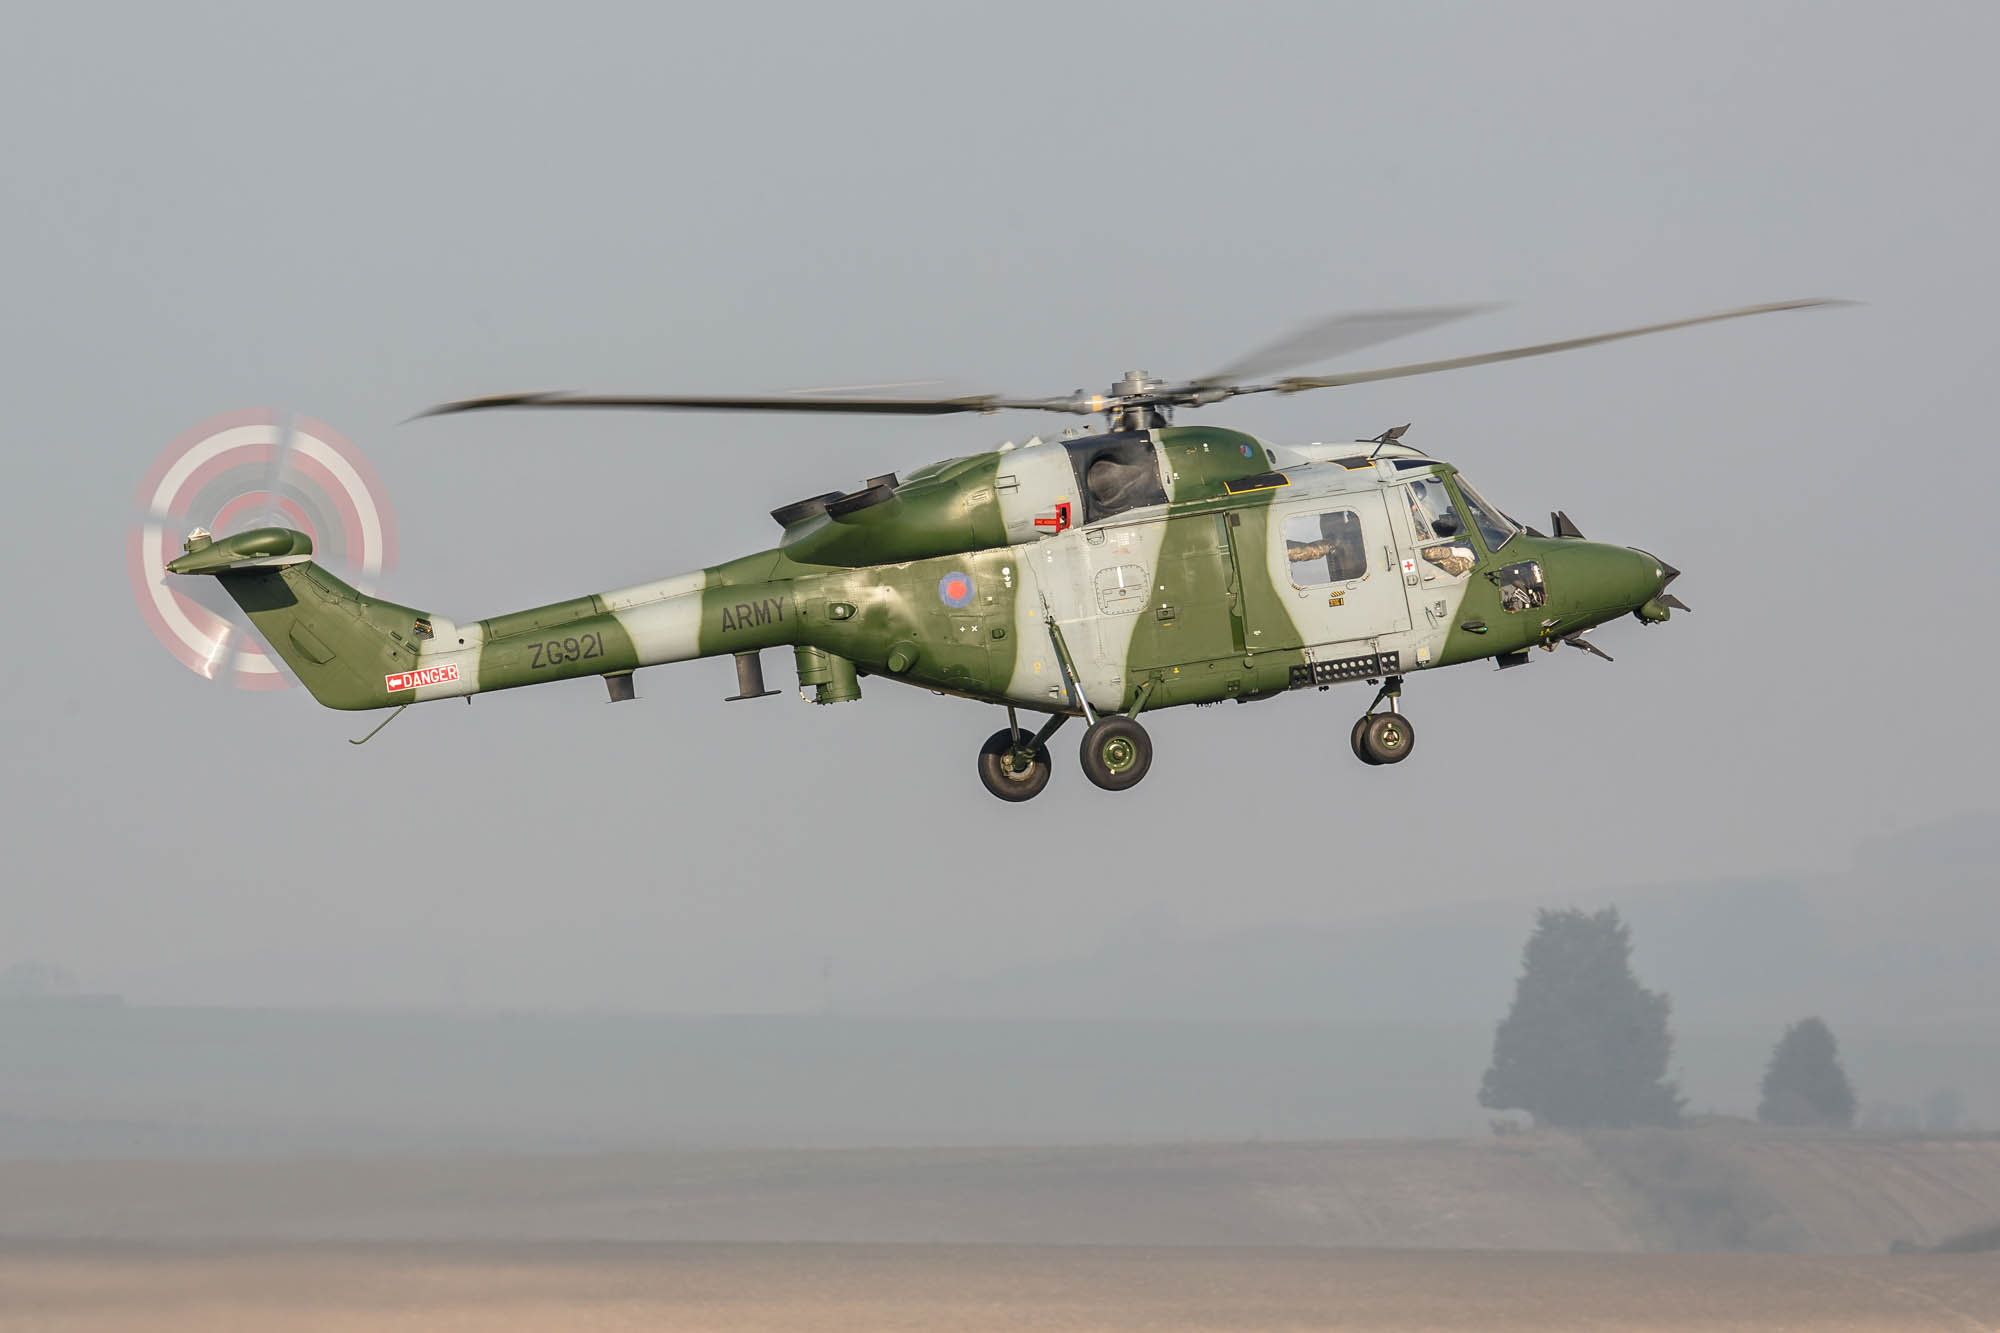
[385,664,459,692]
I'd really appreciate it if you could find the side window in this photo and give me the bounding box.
[1406,479,1475,578]
[1063,434,1169,523]
[1495,560,1546,613]
[1283,509,1367,586]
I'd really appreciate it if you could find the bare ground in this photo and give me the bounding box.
[4,1243,2000,1332]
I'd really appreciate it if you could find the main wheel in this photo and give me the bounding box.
[1351,715,1381,766]
[978,729,1053,802]
[1079,715,1153,792]
[1358,711,1416,765]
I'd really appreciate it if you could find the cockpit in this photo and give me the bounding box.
[1405,472,1520,579]
[1409,474,1518,552]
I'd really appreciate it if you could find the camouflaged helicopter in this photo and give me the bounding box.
[167,300,1834,800]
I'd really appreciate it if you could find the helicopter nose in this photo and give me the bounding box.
[1629,548,1688,622]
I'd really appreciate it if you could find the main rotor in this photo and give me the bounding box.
[417,300,1847,433]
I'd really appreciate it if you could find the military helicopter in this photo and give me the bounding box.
[167,299,1835,799]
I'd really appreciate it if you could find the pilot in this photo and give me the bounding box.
[1409,480,1457,540]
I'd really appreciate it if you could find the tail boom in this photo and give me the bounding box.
[171,528,797,710]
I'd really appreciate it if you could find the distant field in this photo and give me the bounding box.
[3,1130,1996,1255]
[6,1003,1994,1154]
[5,1243,1999,1332]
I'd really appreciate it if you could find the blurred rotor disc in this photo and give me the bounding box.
[128,409,397,690]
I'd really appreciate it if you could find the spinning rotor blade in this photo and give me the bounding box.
[1254,299,1848,396]
[415,390,1075,420]
[1197,304,1493,386]
[414,298,1848,427]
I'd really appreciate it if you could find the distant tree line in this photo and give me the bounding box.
[1478,908,1862,1130]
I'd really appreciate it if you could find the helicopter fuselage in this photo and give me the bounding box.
[170,424,1674,728]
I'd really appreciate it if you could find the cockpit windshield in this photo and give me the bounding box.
[1454,477,1518,553]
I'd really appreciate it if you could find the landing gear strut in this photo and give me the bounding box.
[1350,675,1416,766]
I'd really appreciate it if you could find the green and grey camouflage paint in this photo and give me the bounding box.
[168,428,1675,733]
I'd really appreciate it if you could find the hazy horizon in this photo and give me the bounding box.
[5,2,1997,1018]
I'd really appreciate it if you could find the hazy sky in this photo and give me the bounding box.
[4,1,1995,1012]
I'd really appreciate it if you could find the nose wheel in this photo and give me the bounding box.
[1350,676,1416,766]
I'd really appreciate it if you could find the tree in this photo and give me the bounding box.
[1479,907,1682,1128]
[1757,1017,1856,1127]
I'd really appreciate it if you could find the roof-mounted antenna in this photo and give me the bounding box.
[1369,424,1411,456]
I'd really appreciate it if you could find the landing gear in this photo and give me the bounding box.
[978,729,1053,802]
[977,709,1070,802]
[1350,675,1416,766]
[1350,715,1381,766]
[1356,711,1416,764]
[977,708,1154,800]
[1080,715,1153,792]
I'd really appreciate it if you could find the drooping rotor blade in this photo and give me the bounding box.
[1198,305,1495,387]
[1254,299,1850,396]
[413,390,1083,421]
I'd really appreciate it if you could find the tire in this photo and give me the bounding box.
[1351,715,1381,765]
[978,728,1053,802]
[1359,711,1416,765]
[1079,715,1153,792]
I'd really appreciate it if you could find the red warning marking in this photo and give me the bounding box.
[385,663,459,692]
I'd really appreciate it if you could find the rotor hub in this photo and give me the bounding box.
[1106,370,1171,432]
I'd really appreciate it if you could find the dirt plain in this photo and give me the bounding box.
[5,1242,2000,1332]
[5,1131,1998,1330]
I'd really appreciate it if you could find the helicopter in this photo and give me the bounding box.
[167,299,1836,800]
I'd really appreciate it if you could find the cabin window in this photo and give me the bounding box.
[1283,509,1367,586]
[1063,433,1169,523]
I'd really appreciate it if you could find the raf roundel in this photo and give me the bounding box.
[938,570,975,608]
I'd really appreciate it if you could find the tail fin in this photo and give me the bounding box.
[168,528,444,710]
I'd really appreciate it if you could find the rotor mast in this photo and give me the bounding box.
[1106,371,1172,432]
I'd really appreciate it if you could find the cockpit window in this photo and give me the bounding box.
[1407,477,1461,542]
[1407,479,1475,578]
[1283,509,1367,585]
[1454,477,1518,553]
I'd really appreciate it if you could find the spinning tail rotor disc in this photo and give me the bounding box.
[129,410,397,690]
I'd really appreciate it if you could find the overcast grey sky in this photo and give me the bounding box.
[3,1,1995,1012]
